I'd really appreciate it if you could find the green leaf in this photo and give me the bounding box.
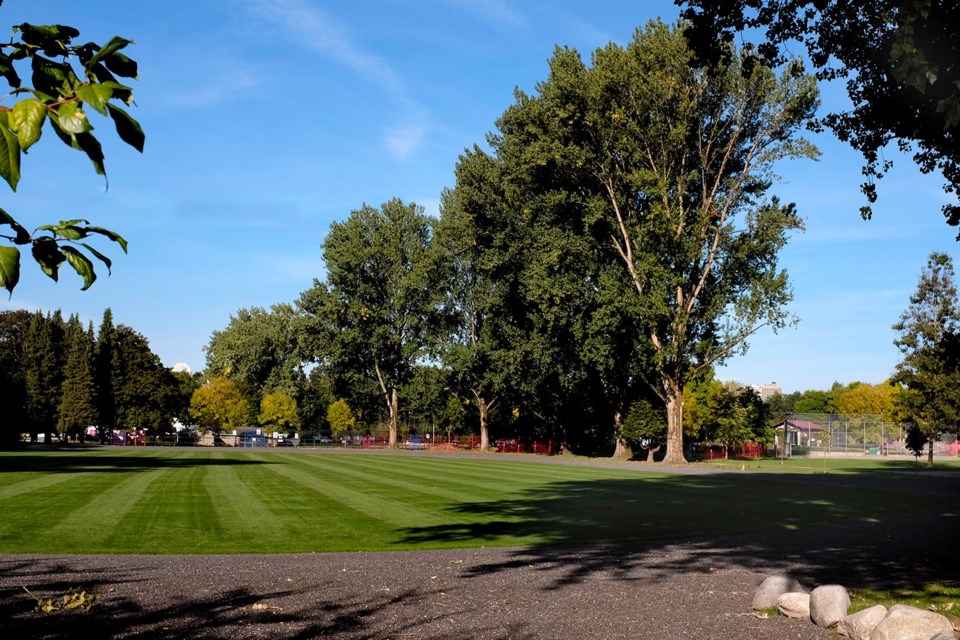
[76,83,113,116]
[104,51,138,79]
[0,111,21,191]
[17,23,81,49]
[87,36,134,68]
[30,56,75,98]
[101,81,133,106]
[75,132,106,176]
[107,104,144,152]
[31,237,64,281]
[0,245,20,294]
[61,245,96,290]
[48,111,107,176]
[84,225,128,252]
[10,98,46,151]
[47,110,80,149]
[56,102,93,135]
[79,242,112,274]
[0,207,31,244]
[0,54,21,88]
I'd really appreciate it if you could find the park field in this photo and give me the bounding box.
[0,449,955,554]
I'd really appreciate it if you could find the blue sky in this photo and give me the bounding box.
[2,0,957,394]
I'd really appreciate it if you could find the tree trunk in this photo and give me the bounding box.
[611,410,632,460]
[645,443,661,463]
[662,379,688,464]
[388,387,399,448]
[928,437,934,468]
[478,398,490,453]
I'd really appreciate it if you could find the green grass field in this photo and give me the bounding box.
[0,449,953,554]
[700,455,960,474]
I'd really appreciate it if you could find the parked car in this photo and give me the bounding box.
[405,434,424,450]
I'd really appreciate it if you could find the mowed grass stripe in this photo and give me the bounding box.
[217,453,392,551]
[263,455,462,532]
[42,467,169,551]
[297,452,623,498]
[0,470,82,501]
[109,455,226,552]
[288,453,524,505]
[202,461,289,550]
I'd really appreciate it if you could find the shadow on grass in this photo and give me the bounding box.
[0,453,273,474]
[398,471,960,590]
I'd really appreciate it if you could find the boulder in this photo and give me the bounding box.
[869,604,956,640]
[778,592,811,620]
[837,605,887,640]
[753,575,805,610]
[810,584,851,628]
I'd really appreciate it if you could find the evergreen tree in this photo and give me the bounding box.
[23,312,65,443]
[95,308,117,442]
[57,317,98,441]
[0,310,32,444]
[892,252,960,467]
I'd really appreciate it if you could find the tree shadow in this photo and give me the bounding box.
[0,557,528,640]
[0,453,273,474]
[398,471,960,591]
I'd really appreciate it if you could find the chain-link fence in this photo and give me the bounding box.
[777,413,960,457]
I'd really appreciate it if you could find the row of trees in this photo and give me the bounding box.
[0,308,192,444]
[202,21,818,462]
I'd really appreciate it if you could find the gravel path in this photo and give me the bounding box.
[2,455,958,639]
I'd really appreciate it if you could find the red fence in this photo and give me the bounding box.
[695,442,766,460]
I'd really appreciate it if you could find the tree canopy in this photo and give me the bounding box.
[677,0,960,233]
[298,198,443,447]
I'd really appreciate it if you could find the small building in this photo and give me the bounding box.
[773,419,825,447]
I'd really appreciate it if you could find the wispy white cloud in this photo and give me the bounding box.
[246,0,429,158]
[248,0,403,93]
[442,0,525,29]
[383,120,428,160]
[163,67,260,110]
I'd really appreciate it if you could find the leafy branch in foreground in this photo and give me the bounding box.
[0,7,142,294]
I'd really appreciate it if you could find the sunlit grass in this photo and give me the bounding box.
[849,583,960,619]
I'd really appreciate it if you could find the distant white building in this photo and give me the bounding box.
[753,382,782,402]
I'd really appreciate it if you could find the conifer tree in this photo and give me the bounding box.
[57,316,98,441]
[95,308,117,441]
[23,312,64,442]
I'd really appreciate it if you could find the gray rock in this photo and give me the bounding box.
[869,604,956,640]
[837,605,887,640]
[810,584,851,628]
[752,574,805,610]
[778,591,811,620]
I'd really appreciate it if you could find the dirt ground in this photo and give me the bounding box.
[2,457,958,639]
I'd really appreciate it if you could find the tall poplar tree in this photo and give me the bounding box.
[478,20,816,463]
[299,199,442,447]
